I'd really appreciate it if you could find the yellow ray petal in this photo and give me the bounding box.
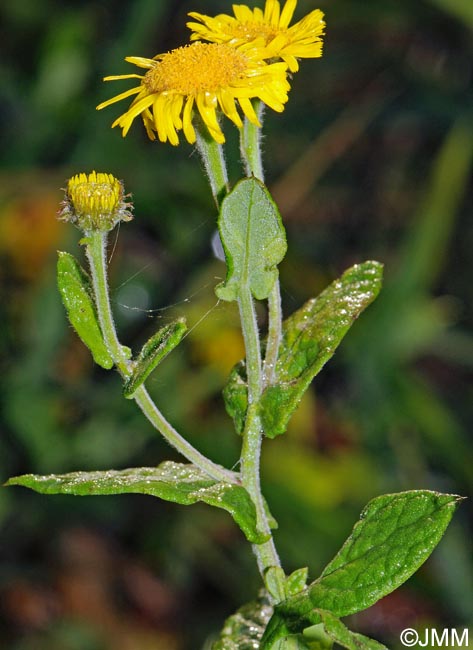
[96,86,142,111]
[279,0,297,28]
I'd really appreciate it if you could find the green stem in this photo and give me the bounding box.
[240,102,283,389]
[85,231,130,376]
[263,282,282,387]
[197,124,286,602]
[240,99,265,180]
[85,230,235,484]
[195,124,229,207]
[238,288,284,596]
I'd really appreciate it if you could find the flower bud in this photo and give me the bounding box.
[60,171,133,232]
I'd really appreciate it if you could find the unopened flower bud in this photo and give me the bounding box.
[60,171,133,232]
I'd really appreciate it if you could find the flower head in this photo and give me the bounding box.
[188,0,325,72]
[96,41,290,145]
[60,171,133,232]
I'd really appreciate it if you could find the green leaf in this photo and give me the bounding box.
[6,461,267,544]
[262,491,461,649]
[123,319,187,398]
[222,362,248,435]
[276,491,462,626]
[216,177,287,302]
[266,567,287,601]
[212,593,273,650]
[261,261,383,437]
[286,568,309,597]
[305,611,387,650]
[224,262,383,436]
[57,251,113,369]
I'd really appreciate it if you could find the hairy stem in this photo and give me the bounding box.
[263,282,282,387]
[197,124,286,601]
[239,287,284,596]
[86,230,236,484]
[240,99,265,180]
[195,124,229,207]
[240,101,283,389]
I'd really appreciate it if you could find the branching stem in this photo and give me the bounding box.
[85,230,236,484]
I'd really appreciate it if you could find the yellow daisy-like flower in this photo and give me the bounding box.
[187,0,325,73]
[97,41,290,145]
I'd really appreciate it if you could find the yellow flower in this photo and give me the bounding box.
[97,42,290,145]
[60,171,133,232]
[187,0,325,73]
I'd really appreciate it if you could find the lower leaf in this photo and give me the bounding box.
[6,461,268,544]
[262,491,462,647]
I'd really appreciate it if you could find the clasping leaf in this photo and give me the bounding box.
[123,319,187,398]
[57,251,113,369]
[224,261,383,437]
[216,177,287,302]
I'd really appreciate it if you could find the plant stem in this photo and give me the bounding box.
[238,287,285,598]
[263,282,282,387]
[85,230,236,484]
[195,124,229,207]
[240,99,265,180]
[85,231,130,376]
[197,123,286,601]
[240,102,283,388]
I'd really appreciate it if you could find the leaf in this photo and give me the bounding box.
[123,319,187,398]
[224,262,383,436]
[212,593,273,650]
[261,261,383,437]
[266,567,287,601]
[286,568,309,597]
[222,362,248,435]
[305,611,387,650]
[276,491,462,626]
[216,177,287,302]
[6,461,268,544]
[57,251,113,369]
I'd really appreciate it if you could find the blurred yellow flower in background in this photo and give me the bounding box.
[188,0,325,72]
[97,42,290,145]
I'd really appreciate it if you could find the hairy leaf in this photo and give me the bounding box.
[123,319,187,398]
[262,491,461,648]
[261,261,383,437]
[6,461,268,544]
[57,251,113,369]
[216,177,287,302]
[224,262,383,436]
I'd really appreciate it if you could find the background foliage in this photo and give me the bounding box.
[1,0,472,648]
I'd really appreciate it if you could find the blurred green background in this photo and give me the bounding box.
[1,0,473,648]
